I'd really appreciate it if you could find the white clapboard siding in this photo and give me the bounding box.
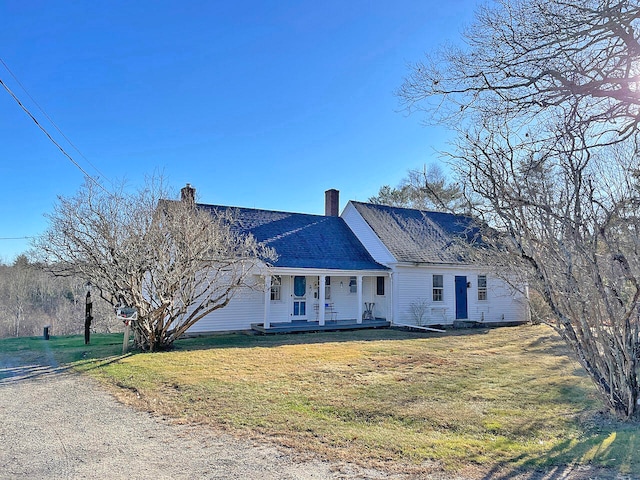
[392,265,528,326]
[187,283,264,333]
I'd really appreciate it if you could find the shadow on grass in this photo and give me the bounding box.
[525,333,577,358]
[0,363,73,384]
[1,328,463,378]
[0,324,512,362]
[173,325,495,352]
[477,413,640,479]
[0,333,131,384]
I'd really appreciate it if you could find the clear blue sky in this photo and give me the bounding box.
[0,0,476,263]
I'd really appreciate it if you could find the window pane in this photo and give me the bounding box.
[270,276,281,301]
[294,276,306,297]
[270,288,280,301]
[376,276,385,296]
[294,300,306,316]
[478,275,487,301]
[433,274,443,302]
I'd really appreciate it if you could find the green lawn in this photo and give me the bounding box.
[1,325,638,477]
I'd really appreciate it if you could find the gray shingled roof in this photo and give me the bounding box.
[199,204,388,271]
[351,201,482,264]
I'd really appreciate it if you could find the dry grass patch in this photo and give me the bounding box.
[64,326,640,476]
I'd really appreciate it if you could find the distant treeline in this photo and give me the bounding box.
[0,255,122,338]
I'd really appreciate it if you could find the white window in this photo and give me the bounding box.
[349,276,357,293]
[478,275,487,301]
[432,274,443,302]
[325,276,331,300]
[270,275,281,301]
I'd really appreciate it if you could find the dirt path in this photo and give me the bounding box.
[0,360,423,480]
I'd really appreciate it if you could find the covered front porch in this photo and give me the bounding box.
[251,317,390,334]
[259,268,391,332]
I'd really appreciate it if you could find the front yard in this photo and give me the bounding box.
[2,324,638,478]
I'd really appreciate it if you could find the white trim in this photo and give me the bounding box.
[319,274,326,326]
[263,275,271,329]
[266,266,388,276]
[389,272,394,324]
[356,275,363,324]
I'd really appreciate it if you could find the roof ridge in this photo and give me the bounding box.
[349,200,467,218]
[197,202,330,219]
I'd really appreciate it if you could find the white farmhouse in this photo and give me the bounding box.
[185,187,528,334]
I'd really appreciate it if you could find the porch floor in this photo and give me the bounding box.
[251,318,390,334]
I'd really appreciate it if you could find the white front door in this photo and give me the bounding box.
[292,276,307,319]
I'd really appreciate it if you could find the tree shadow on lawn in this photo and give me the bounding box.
[477,413,640,480]
[0,334,130,384]
[0,328,492,378]
[173,325,494,352]
[525,333,575,358]
[0,362,73,384]
[0,351,130,384]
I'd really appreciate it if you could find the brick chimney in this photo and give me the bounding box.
[325,189,339,216]
[181,183,195,204]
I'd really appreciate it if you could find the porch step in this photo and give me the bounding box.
[251,318,390,334]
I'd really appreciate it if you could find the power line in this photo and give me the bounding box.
[0,58,113,187]
[0,237,33,240]
[0,76,110,195]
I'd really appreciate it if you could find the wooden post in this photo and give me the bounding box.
[84,291,93,345]
[122,322,131,354]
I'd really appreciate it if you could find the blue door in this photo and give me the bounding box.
[455,276,468,320]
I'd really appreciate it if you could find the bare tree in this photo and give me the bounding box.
[409,298,430,326]
[458,123,640,420]
[34,178,275,351]
[399,0,640,420]
[0,256,118,338]
[399,0,640,150]
[5,255,32,337]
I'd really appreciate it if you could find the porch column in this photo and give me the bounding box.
[319,274,326,326]
[388,272,394,325]
[357,275,363,324]
[263,275,271,329]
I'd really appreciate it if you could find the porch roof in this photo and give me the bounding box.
[199,203,389,271]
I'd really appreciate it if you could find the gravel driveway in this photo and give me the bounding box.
[0,358,418,480]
